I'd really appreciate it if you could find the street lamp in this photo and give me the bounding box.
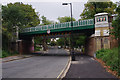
[62,3,73,26]
[62,3,75,61]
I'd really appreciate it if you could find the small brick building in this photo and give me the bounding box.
[86,13,118,56]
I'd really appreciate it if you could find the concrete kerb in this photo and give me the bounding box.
[2,55,34,63]
[34,50,49,54]
[56,49,71,80]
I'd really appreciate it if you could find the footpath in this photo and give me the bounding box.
[2,50,49,62]
[2,55,33,62]
[63,55,117,79]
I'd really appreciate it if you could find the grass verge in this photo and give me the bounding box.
[2,50,19,58]
[96,47,120,77]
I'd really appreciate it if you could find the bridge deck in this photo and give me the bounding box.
[20,19,94,35]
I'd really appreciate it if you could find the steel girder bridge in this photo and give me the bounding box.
[20,19,94,37]
[19,19,95,55]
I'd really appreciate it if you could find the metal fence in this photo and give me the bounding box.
[21,19,94,33]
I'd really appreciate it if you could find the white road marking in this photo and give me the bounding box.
[91,58,95,61]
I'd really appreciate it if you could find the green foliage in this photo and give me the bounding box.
[57,16,86,48]
[2,2,40,29]
[2,50,10,58]
[80,1,117,19]
[34,46,42,51]
[41,15,54,25]
[50,41,57,46]
[56,16,76,47]
[111,1,120,41]
[34,37,43,51]
[2,2,40,52]
[56,37,69,47]
[34,15,52,46]
[96,48,120,76]
[34,15,53,49]
[34,36,50,49]
[95,49,105,58]
[57,16,76,23]
[72,35,86,48]
[2,50,18,58]
[56,35,86,48]
[112,18,120,39]
[34,37,43,45]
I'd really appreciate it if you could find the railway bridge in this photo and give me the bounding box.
[19,13,117,56]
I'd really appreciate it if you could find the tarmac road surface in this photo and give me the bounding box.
[2,48,69,78]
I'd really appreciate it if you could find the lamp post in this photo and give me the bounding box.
[13,26,22,55]
[62,3,75,61]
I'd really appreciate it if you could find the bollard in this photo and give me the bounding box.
[71,50,75,61]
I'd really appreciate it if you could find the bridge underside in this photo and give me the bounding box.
[20,28,95,38]
[19,28,95,56]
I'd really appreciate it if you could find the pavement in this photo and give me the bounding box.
[2,55,33,63]
[2,48,69,78]
[2,49,50,62]
[63,55,117,79]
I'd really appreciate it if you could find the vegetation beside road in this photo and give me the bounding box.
[95,1,120,77]
[80,1,117,19]
[2,2,40,57]
[34,46,42,51]
[2,50,19,58]
[96,47,120,76]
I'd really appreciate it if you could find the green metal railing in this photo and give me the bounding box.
[21,19,94,33]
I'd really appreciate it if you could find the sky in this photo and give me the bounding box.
[0,0,119,22]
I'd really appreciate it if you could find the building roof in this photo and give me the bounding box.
[94,13,108,16]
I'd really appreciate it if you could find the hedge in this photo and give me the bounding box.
[2,50,18,58]
[96,48,120,76]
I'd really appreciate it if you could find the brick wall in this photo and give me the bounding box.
[85,37,95,56]
[19,37,34,54]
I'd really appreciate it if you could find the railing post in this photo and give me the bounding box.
[65,22,66,28]
[41,26,43,30]
[69,22,70,27]
[79,21,81,26]
[87,20,88,25]
[81,20,83,26]
[30,28,31,32]
[88,20,89,25]
[54,23,55,29]
[78,21,79,27]
[64,23,66,28]
[47,25,48,30]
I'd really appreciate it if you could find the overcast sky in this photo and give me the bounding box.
[0,0,119,22]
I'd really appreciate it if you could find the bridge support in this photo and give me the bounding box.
[85,35,118,57]
[19,37,34,54]
[85,36,96,56]
[63,36,67,49]
[43,36,47,51]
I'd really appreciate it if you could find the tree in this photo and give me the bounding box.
[2,2,40,29]
[34,16,53,51]
[56,37,68,47]
[50,40,57,46]
[72,35,86,48]
[57,16,76,48]
[80,0,117,19]
[111,1,120,46]
[57,16,87,48]
[41,15,54,25]
[2,2,40,39]
[2,2,40,51]
[57,16,75,23]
